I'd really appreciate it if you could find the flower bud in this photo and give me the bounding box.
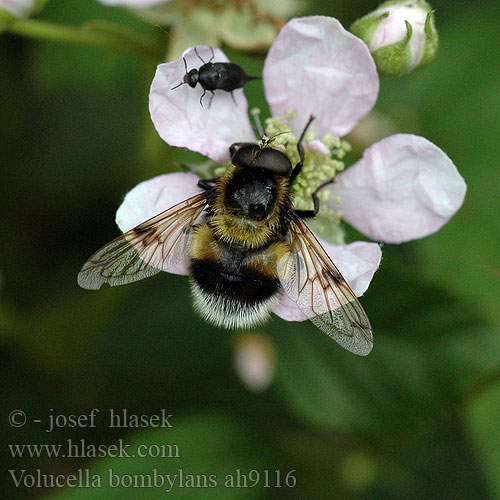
[233,332,276,392]
[351,0,439,76]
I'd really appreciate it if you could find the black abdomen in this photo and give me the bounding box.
[199,62,250,92]
[189,242,281,329]
[190,258,279,304]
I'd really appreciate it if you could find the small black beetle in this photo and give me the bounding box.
[171,47,260,107]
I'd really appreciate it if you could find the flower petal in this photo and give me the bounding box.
[149,46,255,163]
[272,293,308,322]
[97,0,169,7]
[1,0,36,17]
[263,16,379,138]
[115,172,202,275]
[272,240,381,321]
[328,134,467,243]
[322,240,382,297]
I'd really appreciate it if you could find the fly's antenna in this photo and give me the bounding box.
[250,108,292,147]
[171,57,189,90]
[250,108,265,139]
[269,130,292,142]
[264,130,292,149]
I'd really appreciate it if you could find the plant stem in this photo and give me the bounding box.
[8,18,164,60]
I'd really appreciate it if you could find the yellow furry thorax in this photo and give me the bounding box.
[210,214,276,249]
[209,165,289,249]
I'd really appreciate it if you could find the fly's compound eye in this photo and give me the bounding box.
[230,143,293,177]
[229,142,248,157]
[253,147,292,177]
[230,143,260,169]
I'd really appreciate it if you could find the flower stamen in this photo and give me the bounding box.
[263,116,349,224]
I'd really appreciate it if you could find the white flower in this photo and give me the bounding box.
[117,16,465,322]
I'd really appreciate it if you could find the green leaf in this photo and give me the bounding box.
[465,381,500,500]
[273,267,492,433]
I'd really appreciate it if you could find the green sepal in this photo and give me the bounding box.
[378,0,432,9]
[372,20,414,76]
[419,9,439,68]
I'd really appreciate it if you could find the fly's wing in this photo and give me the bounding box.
[277,213,373,356]
[78,192,208,290]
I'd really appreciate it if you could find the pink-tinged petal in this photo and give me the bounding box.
[263,16,379,138]
[115,172,202,231]
[321,239,382,297]
[149,46,255,163]
[328,134,467,243]
[97,0,169,7]
[272,240,381,321]
[115,172,202,275]
[308,138,330,155]
[272,293,308,322]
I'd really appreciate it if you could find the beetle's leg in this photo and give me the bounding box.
[208,46,215,63]
[207,91,215,108]
[194,46,205,64]
[199,89,207,107]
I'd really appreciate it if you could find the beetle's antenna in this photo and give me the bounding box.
[171,58,189,90]
[171,81,186,91]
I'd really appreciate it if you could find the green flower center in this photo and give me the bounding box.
[263,115,349,233]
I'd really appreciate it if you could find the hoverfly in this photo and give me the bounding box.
[78,116,373,355]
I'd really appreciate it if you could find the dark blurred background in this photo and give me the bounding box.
[2,0,500,499]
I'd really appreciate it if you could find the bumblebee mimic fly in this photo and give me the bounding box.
[78,116,373,356]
